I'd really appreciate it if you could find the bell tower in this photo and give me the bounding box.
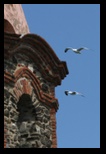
[4,4,69,148]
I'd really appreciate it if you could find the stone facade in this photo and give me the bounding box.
[4,4,69,148]
[4,90,53,148]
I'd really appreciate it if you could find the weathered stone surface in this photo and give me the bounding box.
[4,109,9,116]
[44,130,51,138]
[13,115,18,121]
[14,134,19,141]
[9,144,15,148]
[41,136,52,147]
[4,86,53,148]
[21,134,29,138]
[19,122,26,133]
[4,4,29,34]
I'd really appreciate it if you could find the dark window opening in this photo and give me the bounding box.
[16,94,37,148]
[17,94,37,123]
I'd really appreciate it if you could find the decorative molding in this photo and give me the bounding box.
[4,32,69,87]
[4,67,59,111]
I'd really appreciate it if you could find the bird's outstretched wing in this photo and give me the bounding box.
[77,47,89,51]
[64,90,69,95]
[76,91,85,97]
[78,93,85,97]
[64,47,72,53]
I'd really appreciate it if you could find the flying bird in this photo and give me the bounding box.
[64,90,85,97]
[64,47,89,54]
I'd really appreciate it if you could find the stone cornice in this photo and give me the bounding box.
[4,32,69,86]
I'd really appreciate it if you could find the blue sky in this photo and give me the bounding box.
[22,4,100,148]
